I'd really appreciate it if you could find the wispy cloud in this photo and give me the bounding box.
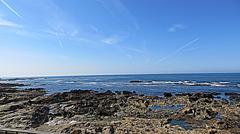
[168,24,186,32]
[122,46,145,54]
[0,0,137,50]
[158,38,199,62]
[42,28,100,47]
[0,0,22,18]
[0,18,22,28]
[101,33,131,45]
[70,30,79,37]
[96,0,141,32]
[183,46,201,52]
[120,41,152,64]
[102,36,121,45]
[55,32,63,48]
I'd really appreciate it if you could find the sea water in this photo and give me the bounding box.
[2,73,240,96]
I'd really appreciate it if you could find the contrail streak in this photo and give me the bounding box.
[0,0,22,18]
[158,38,199,62]
[55,32,63,48]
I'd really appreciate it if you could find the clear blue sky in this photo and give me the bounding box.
[0,0,240,77]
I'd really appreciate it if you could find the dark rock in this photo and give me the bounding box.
[45,93,69,104]
[25,88,47,94]
[30,106,49,128]
[115,91,121,95]
[95,127,102,133]
[70,89,96,94]
[189,93,214,102]
[144,100,150,107]
[0,83,26,88]
[129,80,143,83]
[71,129,82,134]
[98,90,115,95]
[96,99,119,116]
[122,91,133,95]
[163,92,172,98]
[209,92,221,96]
[109,126,115,134]
[175,93,192,96]
[225,93,240,96]
[181,98,217,120]
[0,101,26,112]
[205,109,217,119]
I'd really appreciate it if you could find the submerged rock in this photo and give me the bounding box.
[129,80,143,83]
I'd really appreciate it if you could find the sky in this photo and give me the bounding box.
[0,0,240,77]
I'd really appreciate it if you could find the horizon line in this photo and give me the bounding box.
[1,72,240,79]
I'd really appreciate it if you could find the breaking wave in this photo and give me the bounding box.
[129,80,231,87]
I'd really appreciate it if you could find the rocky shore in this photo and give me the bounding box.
[0,83,240,134]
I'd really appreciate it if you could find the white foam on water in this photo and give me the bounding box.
[88,82,97,85]
[65,81,76,84]
[219,82,230,84]
[127,80,230,87]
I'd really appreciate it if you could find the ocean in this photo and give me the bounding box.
[1,73,240,96]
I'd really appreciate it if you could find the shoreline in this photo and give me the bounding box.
[1,73,240,97]
[0,82,239,134]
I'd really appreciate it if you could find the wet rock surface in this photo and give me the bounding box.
[0,83,239,134]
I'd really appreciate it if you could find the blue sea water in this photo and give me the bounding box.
[1,73,240,96]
